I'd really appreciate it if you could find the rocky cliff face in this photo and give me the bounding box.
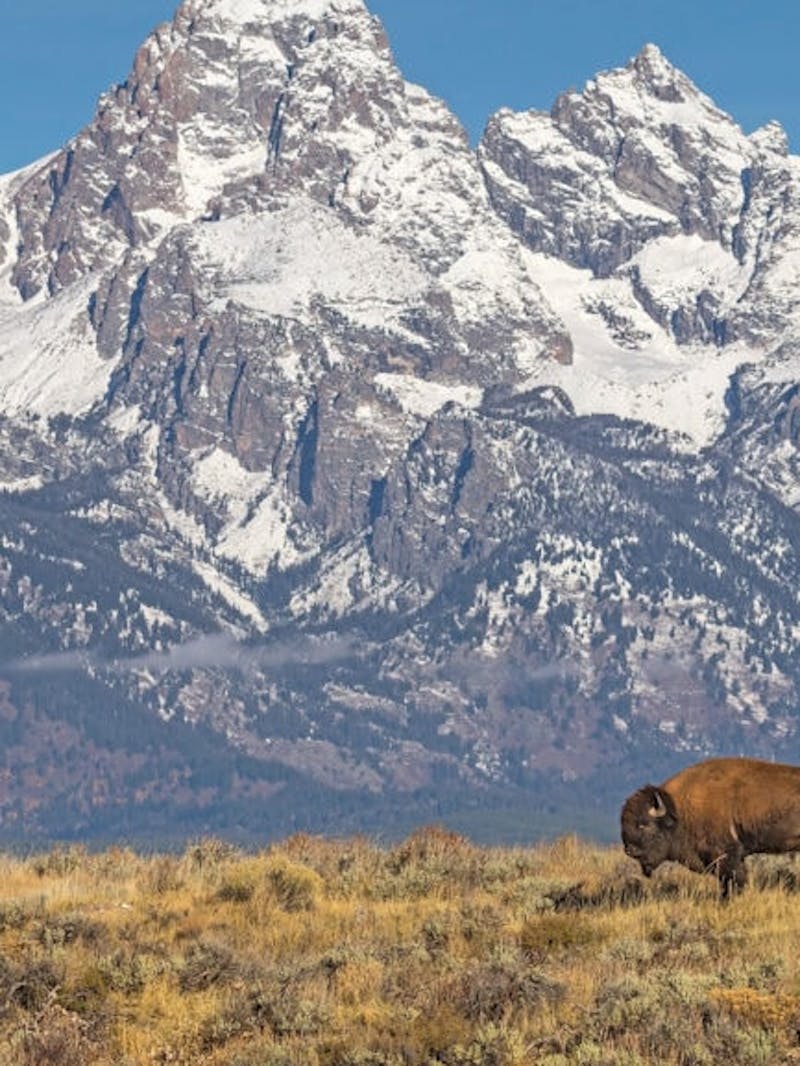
[479,44,800,350]
[0,5,799,841]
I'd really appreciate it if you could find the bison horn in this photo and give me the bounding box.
[649,791,668,819]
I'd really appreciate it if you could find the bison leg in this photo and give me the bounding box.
[718,848,747,900]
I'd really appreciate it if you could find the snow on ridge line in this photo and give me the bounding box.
[593,43,747,138]
[0,150,60,194]
[0,153,62,312]
[185,0,366,25]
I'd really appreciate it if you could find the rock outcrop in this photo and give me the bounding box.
[0,10,799,839]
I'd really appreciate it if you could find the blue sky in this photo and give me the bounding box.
[2,1,798,173]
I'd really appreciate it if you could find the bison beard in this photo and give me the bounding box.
[620,757,800,899]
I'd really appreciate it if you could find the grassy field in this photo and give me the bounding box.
[1,829,800,1064]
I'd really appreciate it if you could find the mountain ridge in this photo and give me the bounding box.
[0,2,799,841]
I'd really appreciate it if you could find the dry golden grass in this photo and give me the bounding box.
[0,828,799,1064]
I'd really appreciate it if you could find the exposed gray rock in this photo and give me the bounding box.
[1,10,800,840]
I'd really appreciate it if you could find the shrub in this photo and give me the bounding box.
[519,912,600,959]
[265,857,323,912]
[593,975,662,1038]
[30,847,87,879]
[709,987,800,1030]
[391,825,473,867]
[702,1009,779,1065]
[421,915,452,958]
[35,912,106,949]
[95,950,145,995]
[198,995,258,1052]
[255,986,331,1037]
[185,836,241,870]
[7,1004,93,1066]
[383,826,480,898]
[459,902,504,949]
[0,955,62,1011]
[89,846,141,882]
[551,876,647,911]
[141,855,183,895]
[453,959,565,1023]
[318,1049,397,1066]
[445,1021,529,1066]
[178,940,241,992]
[216,873,256,902]
[603,937,655,967]
[750,857,800,892]
[232,1045,322,1066]
[0,900,43,933]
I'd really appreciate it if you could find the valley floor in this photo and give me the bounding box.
[0,830,798,1064]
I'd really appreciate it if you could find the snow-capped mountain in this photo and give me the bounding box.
[0,1,799,841]
[480,44,800,448]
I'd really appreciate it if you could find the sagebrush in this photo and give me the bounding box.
[0,829,799,1064]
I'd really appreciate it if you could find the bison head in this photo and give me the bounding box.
[620,785,678,876]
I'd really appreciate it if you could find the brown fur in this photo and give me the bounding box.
[620,757,800,897]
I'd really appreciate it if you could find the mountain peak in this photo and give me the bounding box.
[4,1,800,844]
[177,0,367,24]
[614,42,715,109]
[548,43,741,146]
[635,42,667,62]
[750,119,789,156]
[629,42,686,100]
[8,0,400,298]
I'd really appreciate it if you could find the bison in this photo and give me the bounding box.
[621,757,800,897]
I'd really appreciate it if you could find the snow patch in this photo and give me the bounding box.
[191,557,269,632]
[374,373,482,419]
[289,540,411,620]
[216,488,312,573]
[191,446,315,573]
[107,404,145,438]
[198,0,360,23]
[177,127,266,217]
[525,252,761,445]
[0,274,115,418]
[631,232,750,305]
[192,446,266,507]
[140,604,175,630]
[190,200,430,329]
[0,475,44,494]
